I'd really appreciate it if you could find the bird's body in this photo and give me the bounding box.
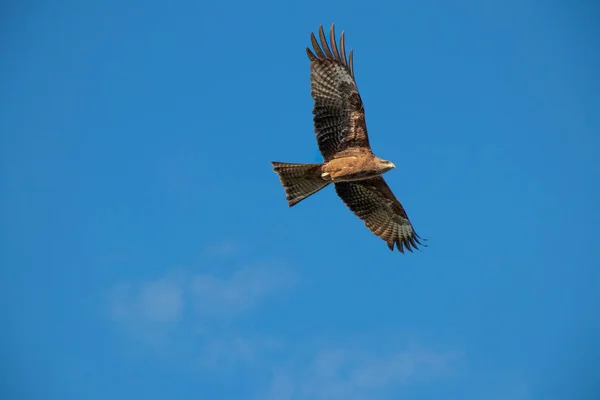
[271,24,425,253]
[320,153,395,182]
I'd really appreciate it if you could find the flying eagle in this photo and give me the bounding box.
[271,24,425,253]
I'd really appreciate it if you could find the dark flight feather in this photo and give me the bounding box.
[306,24,369,161]
[334,177,426,252]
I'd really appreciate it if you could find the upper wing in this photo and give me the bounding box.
[306,24,371,161]
[334,177,425,252]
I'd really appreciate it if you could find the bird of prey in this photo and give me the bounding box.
[271,24,425,253]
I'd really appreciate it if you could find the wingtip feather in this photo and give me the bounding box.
[310,32,325,58]
[329,23,341,62]
[307,24,354,77]
[318,24,333,58]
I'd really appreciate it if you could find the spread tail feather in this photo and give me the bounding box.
[271,162,329,207]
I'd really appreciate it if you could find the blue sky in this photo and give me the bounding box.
[1,0,599,399]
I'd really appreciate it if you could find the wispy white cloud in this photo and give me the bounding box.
[266,370,296,400]
[106,273,186,345]
[108,274,184,325]
[191,264,296,318]
[106,253,461,399]
[263,342,461,400]
[107,262,296,339]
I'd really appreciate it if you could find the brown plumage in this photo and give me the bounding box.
[271,24,425,253]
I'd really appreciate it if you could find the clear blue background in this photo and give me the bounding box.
[1,1,599,399]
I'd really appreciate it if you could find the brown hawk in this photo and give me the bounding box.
[271,24,425,253]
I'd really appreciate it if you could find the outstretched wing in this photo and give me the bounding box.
[334,177,425,252]
[306,24,371,161]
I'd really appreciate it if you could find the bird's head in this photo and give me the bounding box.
[378,159,396,173]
